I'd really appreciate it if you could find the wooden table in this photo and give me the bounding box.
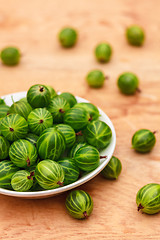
[0,0,160,239]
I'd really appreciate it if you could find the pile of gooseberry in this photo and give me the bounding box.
[1,25,159,217]
[0,84,118,219]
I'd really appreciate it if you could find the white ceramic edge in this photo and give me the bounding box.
[0,91,116,198]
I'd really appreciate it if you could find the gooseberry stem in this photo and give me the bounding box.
[100,156,107,159]
[9,127,14,132]
[39,119,44,124]
[39,86,44,92]
[83,211,88,219]
[76,131,83,136]
[27,171,34,180]
[26,158,30,167]
[59,108,65,113]
[153,131,157,135]
[138,203,144,211]
[57,181,63,186]
[136,88,141,93]
[30,171,34,177]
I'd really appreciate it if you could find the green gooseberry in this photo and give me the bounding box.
[25,133,39,146]
[46,85,57,98]
[136,183,160,214]
[0,114,28,141]
[58,158,80,185]
[86,70,105,88]
[132,129,156,153]
[47,96,70,123]
[19,97,28,103]
[126,25,145,46]
[65,190,93,219]
[74,145,100,171]
[9,139,38,168]
[83,120,112,150]
[0,160,19,189]
[69,142,87,158]
[0,136,10,160]
[30,180,44,191]
[35,160,64,190]
[9,100,32,119]
[1,47,20,66]
[0,98,6,105]
[36,127,66,161]
[64,107,90,131]
[0,104,10,118]
[11,170,34,192]
[75,133,86,144]
[28,108,53,135]
[101,156,122,180]
[59,92,77,108]
[117,72,139,95]
[95,43,112,63]
[58,27,78,48]
[74,102,99,121]
[54,124,76,148]
[27,84,51,108]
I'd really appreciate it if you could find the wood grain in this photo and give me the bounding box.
[0,0,160,239]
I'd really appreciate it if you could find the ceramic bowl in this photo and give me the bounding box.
[0,91,116,198]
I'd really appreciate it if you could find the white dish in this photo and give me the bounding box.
[0,91,116,198]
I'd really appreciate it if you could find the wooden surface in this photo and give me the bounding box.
[0,0,160,239]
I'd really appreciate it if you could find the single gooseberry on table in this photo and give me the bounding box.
[117,72,139,95]
[101,156,122,180]
[1,47,21,66]
[132,129,156,153]
[95,43,112,63]
[126,25,145,46]
[58,27,78,48]
[86,70,106,88]
[136,183,160,214]
[65,190,93,219]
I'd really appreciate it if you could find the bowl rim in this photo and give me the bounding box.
[0,91,116,198]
